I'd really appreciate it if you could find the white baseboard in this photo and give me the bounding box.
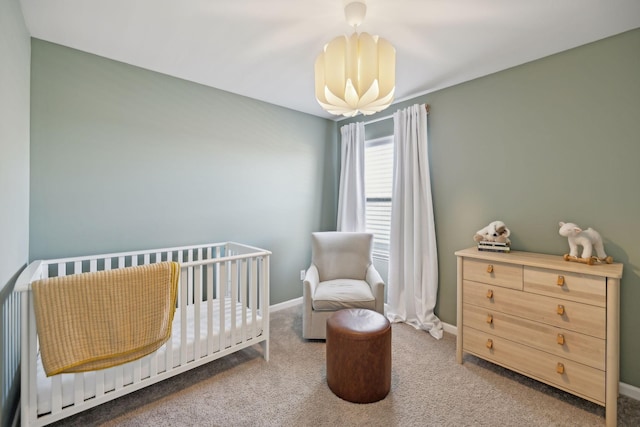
[620,382,640,401]
[270,297,302,312]
[442,321,457,336]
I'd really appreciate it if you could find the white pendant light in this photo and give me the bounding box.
[315,1,396,117]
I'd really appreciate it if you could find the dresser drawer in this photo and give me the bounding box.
[463,280,606,339]
[463,327,605,404]
[463,258,523,290]
[462,303,605,370]
[524,266,606,307]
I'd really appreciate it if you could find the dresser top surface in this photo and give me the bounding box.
[455,247,623,279]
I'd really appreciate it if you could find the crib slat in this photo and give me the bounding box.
[149,349,158,378]
[165,252,174,372]
[104,366,115,393]
[180,266,188,365]
[219,262,226,350]
[115,365,124,390]
[187,250,194,305]
[74,373,84,406]
[124,363,134,387]
[214,255,220,299]
[51,375,63,414]
[262,256,270,361]
[133,359,142,384]
[240,259,248,343]
[250,258,258,339]
[165,324,173,374]
[58,262,66,277]
[90,259,97,273]
[177,251,183,311]
[195,248,203,357]
[206,261,214,355]
[194,264,202,360]
[95,370,105,397]
[230,260,238,347]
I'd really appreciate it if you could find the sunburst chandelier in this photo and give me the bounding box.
[314,1,396,117]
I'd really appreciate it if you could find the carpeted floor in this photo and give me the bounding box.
[50,304,640,426]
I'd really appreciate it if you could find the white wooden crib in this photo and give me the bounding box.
[15,242,270,426]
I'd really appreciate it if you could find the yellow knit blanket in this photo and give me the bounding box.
[32,261,179,376]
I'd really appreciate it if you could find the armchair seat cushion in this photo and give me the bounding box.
[312,279,376,311]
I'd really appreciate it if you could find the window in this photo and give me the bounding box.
[364,136,394,259]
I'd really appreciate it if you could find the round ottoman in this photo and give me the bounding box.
[326,308,391,403]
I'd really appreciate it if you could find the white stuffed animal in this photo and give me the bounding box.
[474,221,511,244]
[558,221,608,260]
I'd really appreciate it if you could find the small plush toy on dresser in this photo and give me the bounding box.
[558,221,614,265]
[473,220,511,253]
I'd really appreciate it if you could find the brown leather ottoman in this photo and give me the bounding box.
[326,308,391,403]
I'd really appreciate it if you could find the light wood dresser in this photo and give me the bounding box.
[455,247,623,427]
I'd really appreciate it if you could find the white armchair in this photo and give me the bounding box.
[302,232,385,339]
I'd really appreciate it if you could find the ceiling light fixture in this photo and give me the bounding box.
[314,1,396,117]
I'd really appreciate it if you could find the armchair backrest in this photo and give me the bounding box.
[311,232,373,282]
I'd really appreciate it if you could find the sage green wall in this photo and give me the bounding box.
[0,0,30,291]
[340,28,640,387]
[30,39,338,305]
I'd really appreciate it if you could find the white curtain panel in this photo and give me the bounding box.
[337,122,366,232]
[387,104,443,339]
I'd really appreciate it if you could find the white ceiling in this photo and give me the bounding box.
[19,0,640,120]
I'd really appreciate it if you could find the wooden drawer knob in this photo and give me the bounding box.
[557,304,565,315]
[487,264,494,273]
[556,362,565,374]
[557,275,565,286]
[557,334,565,345]
[486,289,494,299]
[486,314,493,324]
[486,339,493,349]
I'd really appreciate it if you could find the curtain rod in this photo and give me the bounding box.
[363,104,430,126]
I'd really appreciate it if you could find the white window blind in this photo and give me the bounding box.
[364,136,393,259]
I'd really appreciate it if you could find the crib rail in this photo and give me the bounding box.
[16,242,270,427]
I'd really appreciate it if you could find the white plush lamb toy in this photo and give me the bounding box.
[474,220,511,244]
[558,221,609,261]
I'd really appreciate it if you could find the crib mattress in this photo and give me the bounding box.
[36,298,263,415]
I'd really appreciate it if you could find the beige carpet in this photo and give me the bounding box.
[49,305,640,426]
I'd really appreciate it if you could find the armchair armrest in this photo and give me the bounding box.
[365,265,385,314]
[303,265,319,309]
